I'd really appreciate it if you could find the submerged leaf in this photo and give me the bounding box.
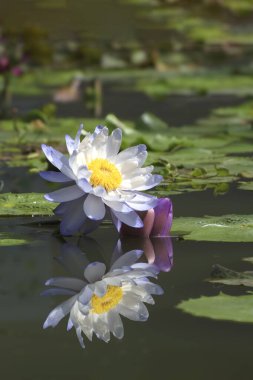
[209,264,253,287]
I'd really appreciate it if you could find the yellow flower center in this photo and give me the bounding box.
[87,158,122,192]
[91,285,123,314]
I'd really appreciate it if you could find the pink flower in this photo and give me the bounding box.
[0,56,10,73]
[11,66,23,76]
[120,198,173,237]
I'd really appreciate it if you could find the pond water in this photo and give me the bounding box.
[1,215,253,380]
[1,139,253,380]
[1,5,253,372]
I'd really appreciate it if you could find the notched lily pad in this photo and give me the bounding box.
[177,293,253,324]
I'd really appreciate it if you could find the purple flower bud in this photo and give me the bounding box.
[151,198,173,237]
[120,197,173,237]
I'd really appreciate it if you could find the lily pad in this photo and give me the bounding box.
[238,182,253,191]
[172,214,253,242]
[177,293,253,324]
[0,193,55,216]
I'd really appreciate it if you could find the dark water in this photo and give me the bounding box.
[1,215,253,380]
[12,89,247,126]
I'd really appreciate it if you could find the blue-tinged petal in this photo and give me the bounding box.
[67,317,74,331]
[45,185,84,203]
[110,250,143,271]
[41,288,76,297]
[84,262,106,283]
[79,218,101,234]
[40,171,72,183]
[110,211,122,232]
[43,295,78,329]
[77,178,92,193]
[60,199,86,236]
[65,135,75,155]
[83,194,106,220]
[78,285,94,304]
[41,144,75,179]
[112,209,143,228]
[45,277,86,291]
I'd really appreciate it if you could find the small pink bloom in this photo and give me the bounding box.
[11,66,23,76]
[0,56,10,72]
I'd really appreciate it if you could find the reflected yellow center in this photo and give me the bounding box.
[91,285,123,314]
[87,158,122,192]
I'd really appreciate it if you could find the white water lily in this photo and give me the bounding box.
[42,250,163,348]
[40,125,162,235]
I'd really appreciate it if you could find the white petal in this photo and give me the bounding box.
[113,144,146,164]
[94,280,108,297]
[84,262,106,283]
[93,314,110,342]
[107,310,124,339]
[103,200,132,213]
[110,250,143,271]
[118,300,149,321]
[134,174,163,191]
[135,279,164,295]
[83,194,106,220]
[112,210,143,228]
[76,326,85,348]
[106,128,122,157]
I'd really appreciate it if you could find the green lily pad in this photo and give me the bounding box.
[177,293,253,323]
[0,238,28,246]
[238,182,253,191]
[0,193,56,216]
[172,214,253,242]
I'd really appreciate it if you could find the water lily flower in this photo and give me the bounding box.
[42,250,163,348]
[40,125,162,235]
[119,197,173,237]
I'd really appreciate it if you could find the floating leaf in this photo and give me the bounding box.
[177,293,253,323]
[172,214,253,242]
[0,193,56,216]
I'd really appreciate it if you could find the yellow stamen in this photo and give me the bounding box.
[91,285,123,314]
[87,158,122,192]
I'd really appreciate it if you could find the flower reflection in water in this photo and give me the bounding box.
[42,240,166,348]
